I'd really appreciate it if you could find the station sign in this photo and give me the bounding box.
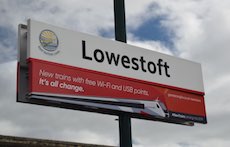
[17,20,207,125]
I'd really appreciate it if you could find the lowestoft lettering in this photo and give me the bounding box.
[82,40,170,77]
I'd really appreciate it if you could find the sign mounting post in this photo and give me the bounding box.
[114,0,132,147]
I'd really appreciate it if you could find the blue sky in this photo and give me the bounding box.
[1,0,230,147]
[130,16,173,47]
[0,26,17,62]
[128,3,174,48]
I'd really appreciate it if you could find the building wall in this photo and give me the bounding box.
[0,135,115,147]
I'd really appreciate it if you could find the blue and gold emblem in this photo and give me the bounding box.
[39,30,59,55]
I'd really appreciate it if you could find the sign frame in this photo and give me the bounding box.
[17,20,207,126]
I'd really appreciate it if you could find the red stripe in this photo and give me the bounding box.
[27,58,205,96]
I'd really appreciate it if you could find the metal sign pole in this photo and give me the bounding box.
[114,0,127,43]
[118,114,132,147]
[114,0,132,147]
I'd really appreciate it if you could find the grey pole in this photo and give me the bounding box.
[114,0,127,43]
[114,0,132,147]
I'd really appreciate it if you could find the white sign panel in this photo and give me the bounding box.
[27,19,204,94]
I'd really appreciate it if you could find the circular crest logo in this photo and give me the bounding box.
[39,30,60,55]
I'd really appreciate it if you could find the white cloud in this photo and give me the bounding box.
[60,130,117,146]
[127,35,173,56]
[0,0,114,34]
[0,120,23,135]
[125,0,157,30]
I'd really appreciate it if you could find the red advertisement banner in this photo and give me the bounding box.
[28,58,206,123]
